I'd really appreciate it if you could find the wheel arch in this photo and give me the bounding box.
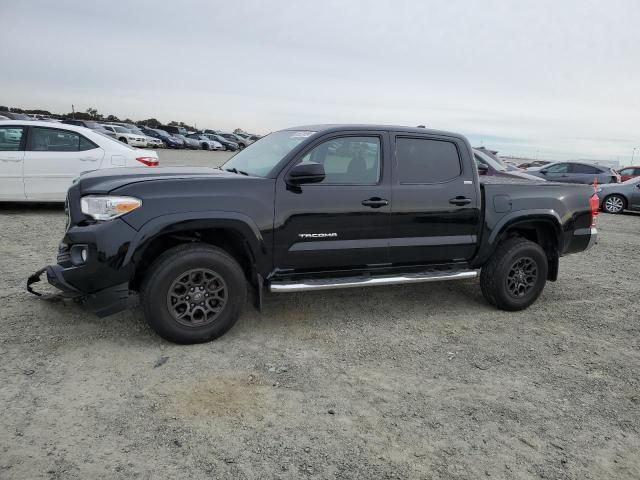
[481,211,563,281]
[125,212,269,291]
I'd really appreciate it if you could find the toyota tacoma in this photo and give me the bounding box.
[28,125,599,344]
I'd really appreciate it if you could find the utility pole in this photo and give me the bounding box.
[72,104,75,119]
[632,147,638,164]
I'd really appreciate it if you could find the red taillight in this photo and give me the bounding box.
[136,156,159,167]
[590,193,599,226]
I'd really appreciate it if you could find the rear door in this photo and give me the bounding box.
[0,125,26,200]
[273,132,392,272]
[24,126,104,201]
[389,134,481,264]
[570,163,601,184]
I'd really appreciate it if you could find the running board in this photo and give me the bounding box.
[269,269,478,293]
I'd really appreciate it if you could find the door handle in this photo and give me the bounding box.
[0,157,22,162]
[362,197,389,208]
[449,196,471,206]
[80,157,99,162]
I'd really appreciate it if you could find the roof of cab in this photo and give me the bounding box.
[282,124,466,140]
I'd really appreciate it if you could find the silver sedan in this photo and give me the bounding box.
[596,176,640,213]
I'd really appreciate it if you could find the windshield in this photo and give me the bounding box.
[474,149,507,172]
[111,126,128,133]
[222,130,315,177]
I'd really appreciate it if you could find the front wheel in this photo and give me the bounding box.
[141,243,247,344]
[480,237,548,311]
[119,137,128,144]
[602,194,626,214]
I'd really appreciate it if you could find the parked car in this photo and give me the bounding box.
[204,133,239,151]
[28,124,598,344]
[219,132,249,149]
[234,133,255,146]
[474,148,542,181]
[596,176,640,213]
[61,119,117,138]
[101,125,147,147]
[526,162,620,184]
[0,111,34,120]
[519,160,551,169]
[617,166,640,182]
[151,128,185,149]
[158,125,189,137]
[118,124,164,149]
[175,134,200,150]
[0,120,158,202]
[138,126,181,148]
[186,133,223,150]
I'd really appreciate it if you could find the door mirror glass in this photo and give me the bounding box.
[477,163,489,175]
[287,162,325,185]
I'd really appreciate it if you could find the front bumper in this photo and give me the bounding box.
[26,218,139,317]
[27,265,133,317]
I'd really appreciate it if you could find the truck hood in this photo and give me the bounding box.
[77,166,239,194]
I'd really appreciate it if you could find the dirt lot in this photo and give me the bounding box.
[1,150,639,479]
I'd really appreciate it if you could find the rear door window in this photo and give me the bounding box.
[28,127,97,152]
[571,164,599,174]
[0,126,25,151]
[396,137,461,183]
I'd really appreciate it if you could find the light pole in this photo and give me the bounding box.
[633,147,638,164]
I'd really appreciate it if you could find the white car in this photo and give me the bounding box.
[101,125,148,147]
[144,136,164,149]
[0,120,159,202]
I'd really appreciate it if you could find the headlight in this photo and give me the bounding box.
[80,196,142,221]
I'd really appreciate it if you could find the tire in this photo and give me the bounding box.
[202,143,209,150]
[119,137,128,144]
[239,144,245,150]
[140,243,247,344]
[602,194,626,214]
[480,237,548,311]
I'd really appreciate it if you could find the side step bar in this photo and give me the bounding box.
[269,269,478,293]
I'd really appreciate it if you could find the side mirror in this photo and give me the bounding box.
[477,163,489,175]
[287,162,325,185]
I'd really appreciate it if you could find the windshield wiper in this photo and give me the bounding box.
[224,167,249,176]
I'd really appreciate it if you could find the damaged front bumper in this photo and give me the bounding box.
[27,264,133,317]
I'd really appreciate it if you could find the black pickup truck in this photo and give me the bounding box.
[28,125,599,344]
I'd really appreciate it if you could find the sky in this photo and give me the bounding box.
[1,0,639,163]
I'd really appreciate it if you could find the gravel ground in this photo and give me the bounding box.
[0,150,639,479]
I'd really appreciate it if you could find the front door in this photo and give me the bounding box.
[542,163,572,182]
[23,126,104,201]
[0,125,26,201]
[389,134,481,265]
[273,133,392,272]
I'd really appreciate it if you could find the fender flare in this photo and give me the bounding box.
[122,211,267,269]
[488,209,563,247]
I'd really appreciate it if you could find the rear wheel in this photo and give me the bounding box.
[480,237,548,311]
[141,243,247,344]
[602,194,626,214]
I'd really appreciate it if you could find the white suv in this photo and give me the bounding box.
[101,125,148,147]
[0,120,159,202]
